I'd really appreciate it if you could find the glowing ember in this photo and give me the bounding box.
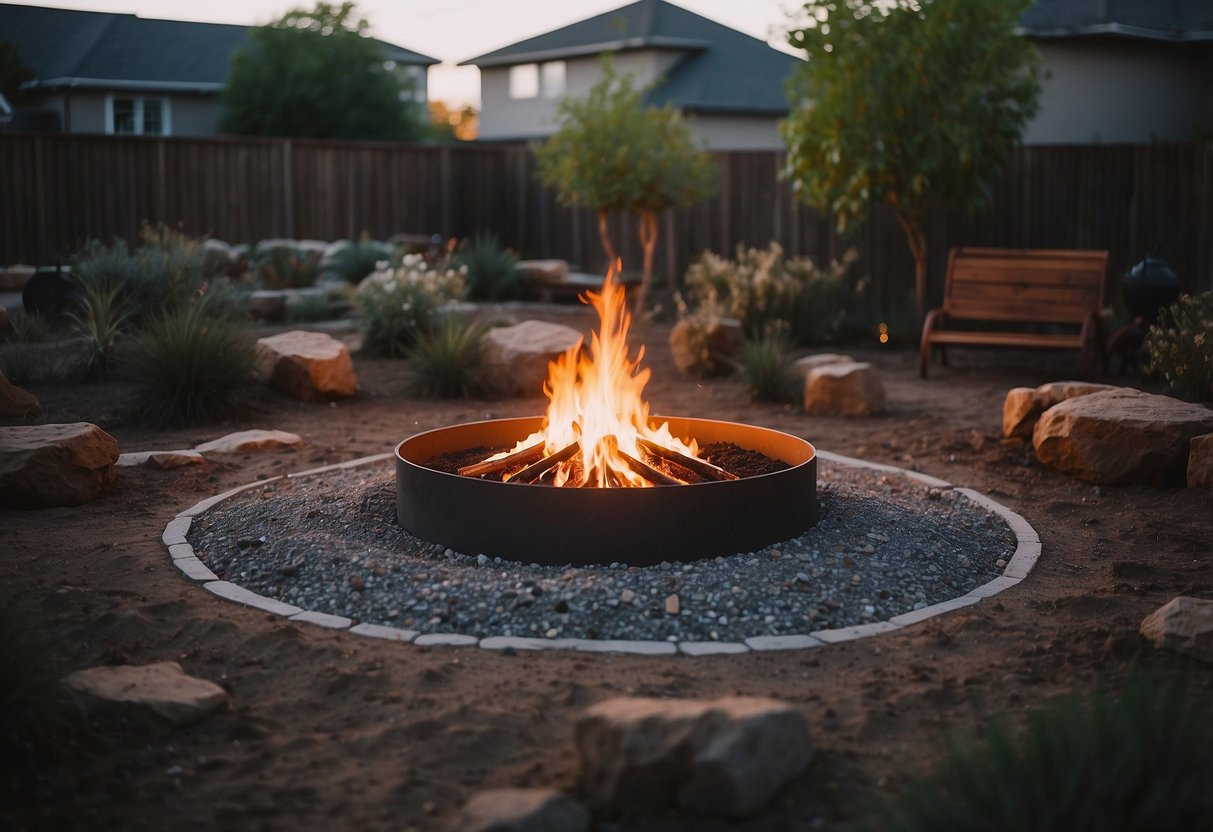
[476,263,726,487]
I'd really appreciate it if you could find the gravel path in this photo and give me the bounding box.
[189,460,1016,642]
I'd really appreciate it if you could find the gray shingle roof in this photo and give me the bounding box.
[460,0,801,116]
[1020,0,1213,42]
[0,3,438,92]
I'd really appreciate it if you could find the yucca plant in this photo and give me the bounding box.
[870,680,1213,832]
[66,277,131,380]
[0,591,72,755]
[121,298,252,426]
[407,315,487,398]
[458,232,529,300]
[738,327,797,401]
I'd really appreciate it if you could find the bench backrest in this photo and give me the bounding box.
[943,247,1108,325]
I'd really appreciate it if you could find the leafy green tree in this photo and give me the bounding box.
[782,0,1040,314]
[535,58,716,314]
[0,38,34,104]
[220,2,423,141]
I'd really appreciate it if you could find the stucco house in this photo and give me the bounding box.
[0,3,438,136]
[460,0,801,150]
[1022,0,1213,143]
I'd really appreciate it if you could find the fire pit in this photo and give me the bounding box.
[395,267,817,566]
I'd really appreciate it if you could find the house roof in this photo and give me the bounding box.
[1020,0,1213,42]
[0,3,439,94]
[460,0,801,117]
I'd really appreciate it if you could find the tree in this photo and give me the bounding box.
[782,0,1040,315]
[0,38,34,104]
[535,58,716,314]
[220,2,423,141]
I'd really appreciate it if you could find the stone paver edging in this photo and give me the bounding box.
[165,450,1041,656]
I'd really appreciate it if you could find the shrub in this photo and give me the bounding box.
[680,242,861,342]
[1,313,71,385]
[325,239,394,284]
[739,327,797,401]
[408,315,487,398]
[121,298,253,426]
[0,591,71,754]
[870,681,1213,832]
[458,233,530,300]
[251,243,321,289]
[66,277,130,380]
[1147,290,1212,402]
[355,253,467,357]
[285,292,335,324]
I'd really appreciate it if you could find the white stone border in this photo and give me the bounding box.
[165,449,1041,656]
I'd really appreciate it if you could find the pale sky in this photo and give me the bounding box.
[6,0,810,107]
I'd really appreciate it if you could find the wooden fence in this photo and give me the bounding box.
[2,133,1210,309]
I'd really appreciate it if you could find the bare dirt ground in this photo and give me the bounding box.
[3,305,1212,832]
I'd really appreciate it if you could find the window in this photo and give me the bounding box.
[106,96,171,136]
[541,61,566,98]
[509,63,539,99]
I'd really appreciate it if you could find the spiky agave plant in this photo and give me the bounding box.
[66,276,131,380]
[407,315,487,398]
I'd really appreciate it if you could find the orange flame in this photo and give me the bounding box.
[487,262,702,487]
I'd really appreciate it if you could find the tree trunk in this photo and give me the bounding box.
[890,198,929,317]
[634,209,658,317]
[597,209,618,272]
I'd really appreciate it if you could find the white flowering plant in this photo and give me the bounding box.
[1147,290,1213,402]
[355,252,468,357]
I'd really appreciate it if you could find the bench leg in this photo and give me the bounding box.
[919,309,944,379]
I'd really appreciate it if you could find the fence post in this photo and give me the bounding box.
[283,139,294,239]
[33,133,46,262]
[156,138,167,223]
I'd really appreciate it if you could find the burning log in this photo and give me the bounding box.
[505,441,580,484]
[636,438,738,481]
[616,447,684,487]
[458,441,546,478]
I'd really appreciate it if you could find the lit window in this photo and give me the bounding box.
[107,96,171,136]
[541,61,566,98]
[509,63,539,99]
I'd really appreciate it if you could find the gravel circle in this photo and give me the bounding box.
[188,460,1016,642]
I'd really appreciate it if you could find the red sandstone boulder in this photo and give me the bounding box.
[0,422,118,507]
[454,788,589,832]
[254,330,357,401]
[668,317,744,377]
[1033,389,1213,484]
[481,320,583,396]
[1189,433,1213,488]
[1140,597,1213,664]
[804,362,886,417]
[1002,380,1117,439]
[65,661,229,726]
[0,372,41,420]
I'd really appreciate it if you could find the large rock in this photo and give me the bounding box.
[0,422,118,507]
[575,696,812,818]
[116,449,206,470]
[1002,381,1117,439]
[668,317,744,376]
[481,320,583,397]
[194,429,304,455]
[1033,389,1213,484]
[517,259,570,285]
[791,353,854,377]
[1189,434,1213,488]
[804,361,886,416]
[0,372,41,419]
[1140,597,1213,664]
[254,330,357,401]
[453,788,589,832]
[64,661,229,726]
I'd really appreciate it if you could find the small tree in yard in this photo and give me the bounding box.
[220,2,423,141]
[535,58,716,315]
[782,0,1040,315]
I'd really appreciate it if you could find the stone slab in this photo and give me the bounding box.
[812,621,900,643]
[348,623,417,642]
[173,555,217,582]
[203,580,302,617]
[413,632,479,647]
[289,610,352,629]
[572,639,678,656]
[677,641,751,656]
[480,636,581,651]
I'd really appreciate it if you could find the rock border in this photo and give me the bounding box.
[165,450,1041,656]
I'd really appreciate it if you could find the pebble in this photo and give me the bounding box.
[191,464,1016,643]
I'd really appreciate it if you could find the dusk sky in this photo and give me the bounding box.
[5,0,808,106]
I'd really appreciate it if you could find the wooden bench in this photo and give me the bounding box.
[919,247,1108,378]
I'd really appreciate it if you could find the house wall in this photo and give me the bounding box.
[477,49,687,140]
[685,113,785,150]
[1026,39,1213,143]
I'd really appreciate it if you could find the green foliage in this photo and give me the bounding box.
[121,299,253,426]
[870,681,1213,832]
[325,239,394,284]
[782,0,1040,310]
[0,37,34,104]
[1147,290,1213,402]
[219,2,424,141]
[407,315,487,398]
[1,313,71,385]
[680,242,862,341]
[458,233,529,300]
[0,591,71,754]
[285,292,336,323]
[251,243,322,289]
[66,277,131,380]
[739,328,797,402]
[354,252,467,357]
